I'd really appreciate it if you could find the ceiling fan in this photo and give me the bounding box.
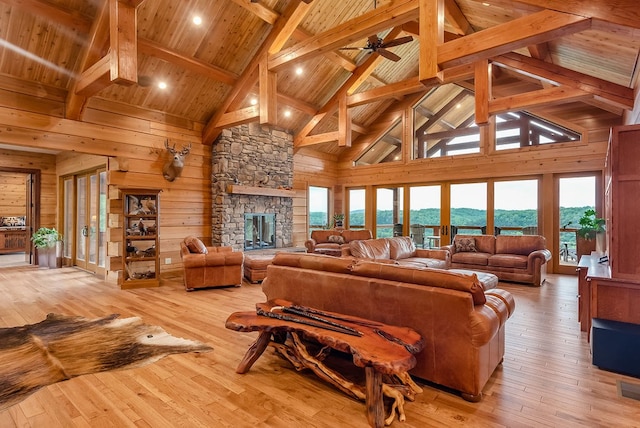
[339,34,414,62]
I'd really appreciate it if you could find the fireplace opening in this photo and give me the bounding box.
[244,213,275,251]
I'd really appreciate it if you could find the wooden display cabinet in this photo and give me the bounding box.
[605,124,640,280]
[121,189,160,289]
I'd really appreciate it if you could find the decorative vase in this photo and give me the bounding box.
[37,249,49,268]
[576,236,596,259]
[595,232,607,255]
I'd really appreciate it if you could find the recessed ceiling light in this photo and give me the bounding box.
[158,81,167,89]
[295,67,303,76]
[250,98,258,105]
[193,16,202,25]
[284,110,291,117]
[482,2,490,6]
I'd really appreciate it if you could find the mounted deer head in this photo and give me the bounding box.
[162,140,191,182]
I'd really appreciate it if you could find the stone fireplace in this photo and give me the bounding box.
[211,124,294,250]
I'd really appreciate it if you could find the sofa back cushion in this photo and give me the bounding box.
[388,236,416,260]
[341,229,372,242]
[310,230,341,243]
[184,236,208,254]
[272,252,353,274]
[349,238,391,260]
[454,234,495,254]
[350,261,486,305]
[496,235,546,256]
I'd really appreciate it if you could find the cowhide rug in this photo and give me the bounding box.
[0,313,213,410]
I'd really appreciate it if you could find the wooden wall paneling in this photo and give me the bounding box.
[0,172,27,216]
[292,187,308,247]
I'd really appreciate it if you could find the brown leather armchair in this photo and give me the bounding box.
[180,236,244,291]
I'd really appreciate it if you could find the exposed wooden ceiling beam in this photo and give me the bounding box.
[138,38,238,86]
[348,77,425,107]
[503,0,640,29]
[66,0,110,119]
[437,10,591,70]
[269,1,314,54]
[444,0,473,35]
[109,0,138,85]
[269,0,419,71]
[492,52,635,109]
[202,0,306,144]
[488,86,591,115]
[230,0,278,25]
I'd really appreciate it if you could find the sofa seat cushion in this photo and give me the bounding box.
[488,254,528,269]
[396,257,448,269]
[451,252,491,266]
[315,242,341,250]
[349,238,391,260]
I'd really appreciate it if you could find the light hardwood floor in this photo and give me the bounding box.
[0,265,638,428]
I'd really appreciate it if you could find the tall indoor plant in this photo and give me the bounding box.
[31,227,62,268]
[576,209,605,257]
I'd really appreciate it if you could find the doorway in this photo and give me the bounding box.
[62,168,107,275]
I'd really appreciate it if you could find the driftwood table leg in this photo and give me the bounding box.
[236,330,272,374]
[365,367,384,428]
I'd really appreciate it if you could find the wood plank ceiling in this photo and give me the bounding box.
[0,0,639,159]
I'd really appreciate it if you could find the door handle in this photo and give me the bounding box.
[82,225,88,237]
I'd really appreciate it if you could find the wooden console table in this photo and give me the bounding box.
[226,299,424,427]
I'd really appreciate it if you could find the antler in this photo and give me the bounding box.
[164,139,177,154]
[180,143,192,156]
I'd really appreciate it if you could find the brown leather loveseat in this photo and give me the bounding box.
[442,234,551,287]
[304,229,372,254]
[346,236,450,269]
[261,252,515,401]
[180,236,244,291]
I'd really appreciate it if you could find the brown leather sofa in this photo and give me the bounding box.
[179,236,244,291]
[304,229,372,254]
[346,236,450,269]
[442,234,552,287]
[261,252,515,401]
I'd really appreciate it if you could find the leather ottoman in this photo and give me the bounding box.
[244,254,275,283]
[449,269,499,290]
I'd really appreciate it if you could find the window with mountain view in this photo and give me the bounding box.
[308,186,329,232]
[348,188,366,228]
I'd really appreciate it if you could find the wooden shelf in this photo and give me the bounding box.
[226,184,295,197]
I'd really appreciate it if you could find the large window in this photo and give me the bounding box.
[375,187,403,238]
[558,176,596,266]
[348,188,366,228]
[308,186,329,231]
[494,179,538,235]
[450,183,487,236]
[409,185,441,247]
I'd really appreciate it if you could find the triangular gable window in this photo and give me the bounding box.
[355,119,403,166]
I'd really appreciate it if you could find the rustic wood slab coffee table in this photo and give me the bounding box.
[225,299,424,427]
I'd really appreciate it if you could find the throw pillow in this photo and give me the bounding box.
[455,237,477,253]
[327,235,345,244]
[184,236,208,254]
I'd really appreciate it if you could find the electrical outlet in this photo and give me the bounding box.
[164,258,171,264]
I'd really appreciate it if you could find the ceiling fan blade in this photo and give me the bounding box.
[339,47,369,51]
[377,49,401,62]
[380,35,414,49]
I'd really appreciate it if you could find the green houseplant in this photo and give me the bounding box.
[576,209,605,257]
[31,227,62,268]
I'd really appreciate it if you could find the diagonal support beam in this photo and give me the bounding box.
[488,86,591,115]
[437,10,591,70]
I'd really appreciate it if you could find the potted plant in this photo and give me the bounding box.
[31,227,62,268]
[333,213,345,229]
[576,209,606,257]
